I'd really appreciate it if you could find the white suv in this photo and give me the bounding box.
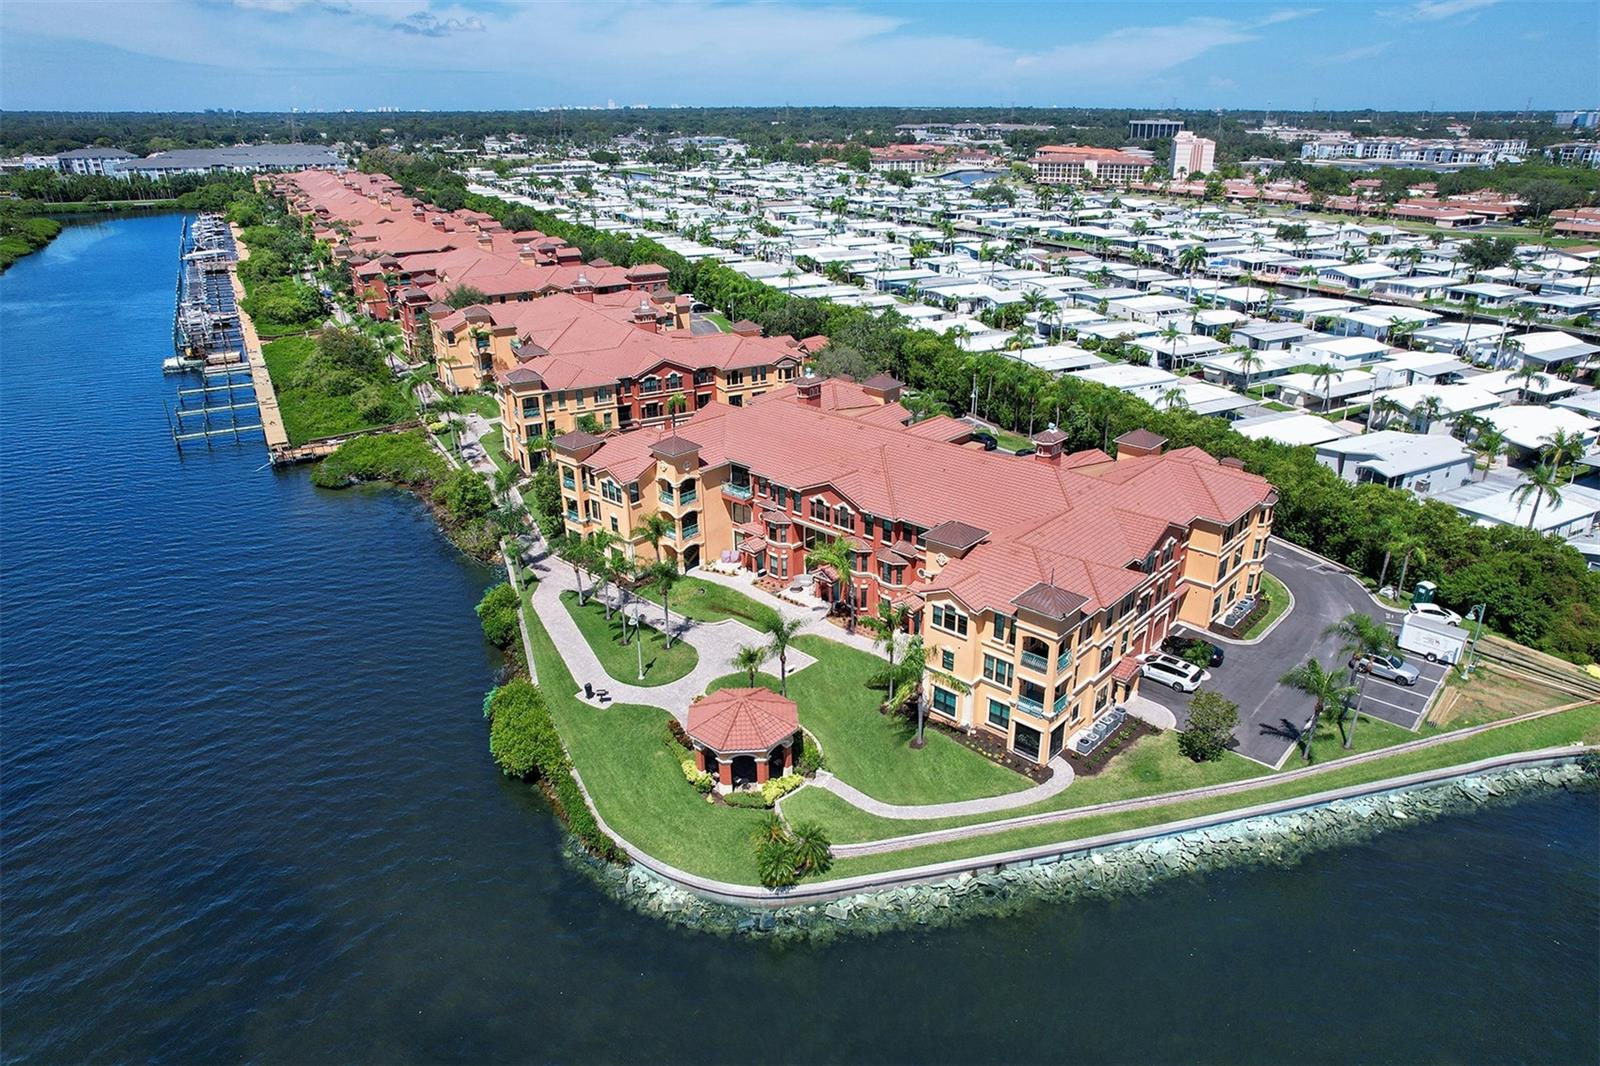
[1140,653,1210,692]
[1408,602,1462,626]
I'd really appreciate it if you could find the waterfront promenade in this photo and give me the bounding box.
[226,223,287,453]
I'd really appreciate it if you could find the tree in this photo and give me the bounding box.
[1310,362,1339,412]
[1279,658,1358,759]
[1177,691,1240,762]
[1157,321,1184,371]
[1235,347,1264,395]
[1178,244,1208,278]
[444,284,487,309]
[1471,427,1506,480]
[734,643,768,686]
[762,615,806,696]
[647,561,682,646]
[861,599,911,706]
[638,511,674,566]
[787,821,833,876]
[1512,462,1563,530]
[1459,235,1518,278]
[1325,612,1396,748]
[555,534,594,604]
[805,535,857,619]
[1542,428,1587,483]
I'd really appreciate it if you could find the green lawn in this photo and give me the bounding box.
[479,424,511,473]
[522,584,766,883]
[559,590,698,687]
[1291,710,1417,767]
[460,392,502,420]
[635,576,781,632]
[816,703,1600,880]
[780,727,1267,843]
[1241,571,1292,640]
[261,335,412,445]
[702,311,733,333]
[757,636,1029,806]
[993,429,1033,452]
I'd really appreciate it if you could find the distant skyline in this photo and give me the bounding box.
[1,0,1594,114]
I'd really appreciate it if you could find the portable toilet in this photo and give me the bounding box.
[1412,580,1438,605]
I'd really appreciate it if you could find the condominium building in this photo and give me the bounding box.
[1170,132,1216,178]
[1299,136,1528,166]
[1030,146,1150,186]
[550,389,1276,766]
[1545,142,1600,167]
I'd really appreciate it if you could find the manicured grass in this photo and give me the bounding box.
[780,728,1267,844]
[460,392,502,420]
[702,311,733,332]
[774,636,1028,806]
[1290,711,1417,767]
[559,590,698,687]
[478,424,511,473]
[635,575,782,632]
[262,335,412,445]
[816,703,1600,880]
[521,584,765,883]
[1240,571,1292,640]
[993,429,1033,452]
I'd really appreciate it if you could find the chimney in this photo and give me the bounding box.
[476,232,494,251]
[518,243,540,262]
[631,297,659,333]
[795,374,824,407]
[1032,426,1068,465]
[571,272,594,302]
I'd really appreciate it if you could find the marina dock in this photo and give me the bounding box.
[225,222,289,454]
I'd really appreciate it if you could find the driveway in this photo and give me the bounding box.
[1139,538,1424,767]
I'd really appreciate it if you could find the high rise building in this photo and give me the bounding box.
[1170,132,1216,178]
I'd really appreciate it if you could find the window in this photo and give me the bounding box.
[610,517,619,532]
[666,373,682,390]
[595,386,612,403]
[987,698,1011,729]
[992,612,1016,646]
[1094,686,1109,713]
[727,370,745,386]
[834,505,851,528]
[640,375,661,393]
[521,396,540,417]
[931,686,958,718]
[931,604,968,637]
[627,481,641,505]
[861,513,875,539]
[940,648,955,671]
[1212,594,1223,617]
[810,497,830,522]
[982,654,1014,687]
[1098,645,1113,671]
[1013,724,1041,759]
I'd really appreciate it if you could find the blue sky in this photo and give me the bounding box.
[1,0,1593,112]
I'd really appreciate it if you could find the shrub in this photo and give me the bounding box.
[310,431,446,488]
[798,734,825,774]
[755,836,799,887]
[724,790,770,809]
[487,681,565,779]
[760,772,803,805]
[680,759,715,794]
[1178,691,1240,763]
[476,582,520,648]
[666,718,691,748]
[434,467,493,526]
[788,820,833,876]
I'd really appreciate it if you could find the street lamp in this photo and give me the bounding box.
[1460,603,1487,680]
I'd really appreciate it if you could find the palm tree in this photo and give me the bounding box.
[1386,316,1419,350]
[403,365,435,417]
[1470,427,1506,479]
[1235,347,1264,395]
[1395,537,1427,601]
[1279,659,1358,760]
[637,510,674,567]
[1159,385,1191,411]
[1324,612,1396,748]
[788,821,833,875]
[1371,395,1404,431]
[1542,428,1587,483]
[585,530,617,616]
[666,393,688,430]
[431,393,468,450]
[555,534,593,604]
[861,599,911,705]
[805,535,857,620]
[1512,463,1563,530]
[1413,395,1444,433]
[901,390,949,424]
[647,560,683,646]
[764,615,805,696]
[734,643,768,686]
[492,464,521,508]
[1510,357,1548,397]
[1310,362,1339,412]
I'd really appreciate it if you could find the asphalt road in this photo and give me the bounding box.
[1141,539,1444,767]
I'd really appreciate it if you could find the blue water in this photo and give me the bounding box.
[3,216,1597,1064]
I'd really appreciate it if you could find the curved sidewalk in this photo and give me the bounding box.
[525,547,815,721]
[802,757,1075,819]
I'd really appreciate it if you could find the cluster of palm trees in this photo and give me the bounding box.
[1280,611,1396,757]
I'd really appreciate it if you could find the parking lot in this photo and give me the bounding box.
[1139,539,1450,767]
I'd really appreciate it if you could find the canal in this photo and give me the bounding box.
[2,214,1596,1063]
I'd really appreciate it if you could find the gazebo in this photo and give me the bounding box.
[686,688,800,792]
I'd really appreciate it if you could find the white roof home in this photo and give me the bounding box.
[1298,335,1393,365]
[1194,349,1304,386]
[1068,364,1180,397]
[1107,294,1193,323]
[1131,332,1227,368]
[1008,345,1107,373]
[1411,320,1512,354]
[1469,368,1582,402]
[1368,351,1472,388]
[1318,262,1402,288]
[1276,369,1378,408]
[1277,297,1361,323]
[1554,391,1600,419]
[1076,319,1161,342]
[1436,480,1600,538]
[1233,411,1354,447]
[1513,331,1600,368]
[1480,404,1600,453]
[1333,306,1443,339]
[1156,379,1256,417]
[1314,431,1476,496]
[1380,382,1502,425]
[1444,281,1529,307]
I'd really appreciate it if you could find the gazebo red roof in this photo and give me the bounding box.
[687,688,798,753]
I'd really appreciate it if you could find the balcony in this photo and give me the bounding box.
[722,482,753,501]
[1020,650,1049,674]
[1057,650,1072,673]
[1016,695,1045,717]
[680,523,700,540]
[678,487,698,504]
[1053,691,1069,716]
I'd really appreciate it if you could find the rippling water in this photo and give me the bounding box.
[3,216,1597,1064]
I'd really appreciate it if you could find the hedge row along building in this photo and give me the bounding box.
[552,382,1276,766]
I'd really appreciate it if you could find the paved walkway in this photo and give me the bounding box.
[524,543,816,722]
[803,757,1075,819]
[688,566,891,657]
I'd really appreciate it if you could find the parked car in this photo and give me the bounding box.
[1164,634,1224,668]
[1351,652,1420,686]
[1140,653,1210,692]
[970,432,998,451]
[1408,602,1462,626]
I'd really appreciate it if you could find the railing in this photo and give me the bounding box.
[1057,651,1072,673]
[1053,691,1069,716]
[1016,695,1045,716]
[660,486,675,503]
[681,524,700,540]
[1020,651,1049,673]
[679,488,698,504]
[561,475,575,490]
[723,482,753,500]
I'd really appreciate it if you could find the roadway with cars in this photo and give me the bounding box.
[1139,538,1449,767]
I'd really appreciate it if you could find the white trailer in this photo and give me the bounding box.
[1398,614,1468,665]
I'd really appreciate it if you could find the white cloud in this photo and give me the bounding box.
[1385,0,1499,22]
[1319,40,1393,63]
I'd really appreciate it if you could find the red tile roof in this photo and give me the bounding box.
[687,688,799,752]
